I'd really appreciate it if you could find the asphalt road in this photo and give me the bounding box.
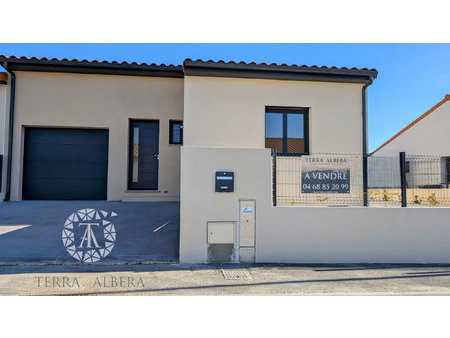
[1,263,450,295]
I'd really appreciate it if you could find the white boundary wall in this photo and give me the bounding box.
[258,206,450,263]
[180,146,450,263]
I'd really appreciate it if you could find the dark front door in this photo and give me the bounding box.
[23,128,109,200]
[129,120,159,190]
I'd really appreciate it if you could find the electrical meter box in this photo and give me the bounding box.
[215,171,234,192]
[207,222,235,244]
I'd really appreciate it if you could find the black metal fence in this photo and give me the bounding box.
[271,151,450,207]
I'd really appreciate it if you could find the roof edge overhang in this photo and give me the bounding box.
[0,57,184,78]
[0,56,378,83]
[183,60,377,84]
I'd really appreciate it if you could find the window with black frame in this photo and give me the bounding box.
[265,107,309,155]
[169,120,183,145]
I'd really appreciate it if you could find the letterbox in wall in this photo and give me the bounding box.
[215,171,234,192]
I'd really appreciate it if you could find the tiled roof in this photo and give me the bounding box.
[183,58,378,78]
[0,55,181,68]
[371,94,450,155]
[0,55,184,78]
[0,55,378,82]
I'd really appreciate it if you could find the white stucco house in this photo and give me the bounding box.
[371,95,450,189]
[372,94,450,157]
[0,55,377,204]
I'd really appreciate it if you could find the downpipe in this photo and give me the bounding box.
[362,76,374,206]
[1,62,15,201]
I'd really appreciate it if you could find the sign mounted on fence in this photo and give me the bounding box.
[301,156,350,193]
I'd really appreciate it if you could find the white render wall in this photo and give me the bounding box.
[183,76,364,153]
[258,205,450,263]
[180,146,450,263]
[9,71,184,201]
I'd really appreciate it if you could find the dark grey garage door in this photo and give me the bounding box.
[23,128,108,200]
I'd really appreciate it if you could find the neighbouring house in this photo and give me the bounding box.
[2,55,450,265]
[370,95,450,189]
[371,95,450,157]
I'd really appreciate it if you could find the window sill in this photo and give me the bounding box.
[276,153,309,157]
[125,190,161,193]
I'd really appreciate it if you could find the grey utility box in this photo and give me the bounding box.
[215,171,234,192]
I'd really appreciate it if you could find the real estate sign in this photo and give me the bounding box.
[301,156,350,193]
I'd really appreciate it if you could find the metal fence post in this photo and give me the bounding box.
[446,156,450,188]
[399,152,407,207]
[363,154,368,206]
[272,148,277,206]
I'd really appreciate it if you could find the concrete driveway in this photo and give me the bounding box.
[1,264,450,295]
[0,201,179,263]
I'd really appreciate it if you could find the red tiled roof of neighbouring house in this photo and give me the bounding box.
[371,94,450,155]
